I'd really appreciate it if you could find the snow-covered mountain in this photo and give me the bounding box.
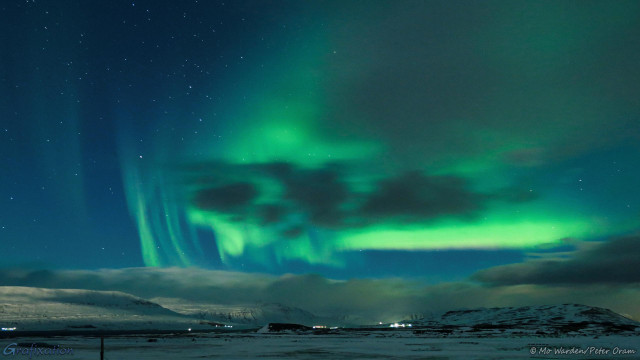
[151,298,349,327]
[0,287,343,331]
[404,304,639,337]
[0,286,220,331]
[191,302,322,325]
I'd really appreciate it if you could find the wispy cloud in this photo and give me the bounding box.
[473,234,640,285]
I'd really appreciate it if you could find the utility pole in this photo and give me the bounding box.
[100,337,104,360]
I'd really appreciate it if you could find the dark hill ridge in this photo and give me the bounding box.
[409,304,639,337]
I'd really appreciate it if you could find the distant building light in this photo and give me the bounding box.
[188,328,192,331]
[313,325,327,329]
[390,323,410,328]
[1,327,16,331]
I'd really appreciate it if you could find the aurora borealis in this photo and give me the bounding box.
[1,0,639,293]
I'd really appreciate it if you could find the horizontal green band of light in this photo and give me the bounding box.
[335,219,597,251]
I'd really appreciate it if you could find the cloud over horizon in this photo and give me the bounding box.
[2,260,640,322]
[473,234,640,286]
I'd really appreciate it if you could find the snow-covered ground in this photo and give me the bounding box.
[3,333,639,360]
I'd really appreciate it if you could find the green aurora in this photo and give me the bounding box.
[2,1,638,278]
[116,1,640,269]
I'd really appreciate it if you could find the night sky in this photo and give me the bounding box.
[1,0,640,318]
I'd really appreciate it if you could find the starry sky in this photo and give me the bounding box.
[1,0,639,306]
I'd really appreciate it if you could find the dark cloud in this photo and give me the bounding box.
[183,161,538,233]
[282,226,305,239]
[473,234,640,285]
[268,164,349,227]
[359,171,483,222]
[257,204,287,225]
[194,182,258,212]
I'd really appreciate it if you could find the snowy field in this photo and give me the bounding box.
[3,333,638,360]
